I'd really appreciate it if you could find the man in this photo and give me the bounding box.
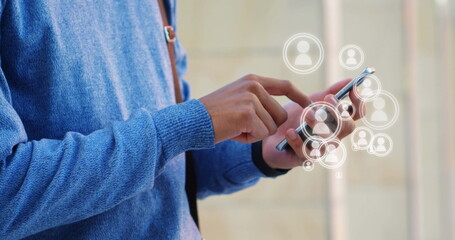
[0,0,363,239]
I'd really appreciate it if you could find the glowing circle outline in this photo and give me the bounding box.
[300,101,343,142]
[318,139,347,170]
[350,126,375,151]
[282,33,324,75]
[302,160,315,172]
[360,90,400,131]
[338,44,365,71]
[367,133,393,157]
[302,137,327,162]
[336,100,357,121]
[353,75,382,101]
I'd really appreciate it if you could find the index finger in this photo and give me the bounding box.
[254,76,312,109]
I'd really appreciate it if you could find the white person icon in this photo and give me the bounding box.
[302,137,327,162]
[374,137,387,153]
[313,109,331,135]
[350,127,374,151]
[294,40,312,66]
[367,133,393,157]
[282,33,324,74]
[310,141,322,159]
[361,78,373,97]
[345,48,357,66]
[318,139,347,170]
[360,90,399,131]
[337,101,356,121]
[301,102,342,142]
[371,97,388,122]
[338,44,364,70]
[354,75,382,101]
[357,131,369,147]
[324,144,339,163]
[302,160,314,172]
[340,104,350,118]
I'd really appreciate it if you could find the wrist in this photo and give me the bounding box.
[251,141,290,177]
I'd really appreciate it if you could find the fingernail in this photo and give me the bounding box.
[288,129,298,140]
[331,95,338,103]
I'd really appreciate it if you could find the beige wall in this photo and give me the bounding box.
[177,0,455,239]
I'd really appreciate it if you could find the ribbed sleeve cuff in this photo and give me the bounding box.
[152,99,215,159]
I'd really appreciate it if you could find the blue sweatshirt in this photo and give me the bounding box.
[0,0,271,239]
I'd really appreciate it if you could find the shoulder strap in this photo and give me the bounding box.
[156,0,183,103]
[156,0,200,229]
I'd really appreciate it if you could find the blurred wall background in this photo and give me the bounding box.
[177,0,455,239]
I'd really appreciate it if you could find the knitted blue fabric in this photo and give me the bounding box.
[0,0,266,239]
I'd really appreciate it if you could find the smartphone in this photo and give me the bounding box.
[275,67,376,151]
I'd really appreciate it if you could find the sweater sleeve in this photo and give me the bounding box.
[0,67,215,238]
[191,141,266,199]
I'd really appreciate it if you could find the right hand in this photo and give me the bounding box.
[199,74,312,144]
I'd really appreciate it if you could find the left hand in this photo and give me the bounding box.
[262,79,365,169]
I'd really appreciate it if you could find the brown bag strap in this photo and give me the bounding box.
[156,0,200,229]
[156,0,183,103]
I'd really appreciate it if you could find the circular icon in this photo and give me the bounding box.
[350,127,375,151]
[354,75,382,101]
[302,160,315,172]
[336,101,356,121]
[318,139,347,170]
[283,33,324,75]
[360,90,400,130]
[339,44,365,70]
[302,137,327,162]
[367,133,393,157]
[300,102,343,142]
